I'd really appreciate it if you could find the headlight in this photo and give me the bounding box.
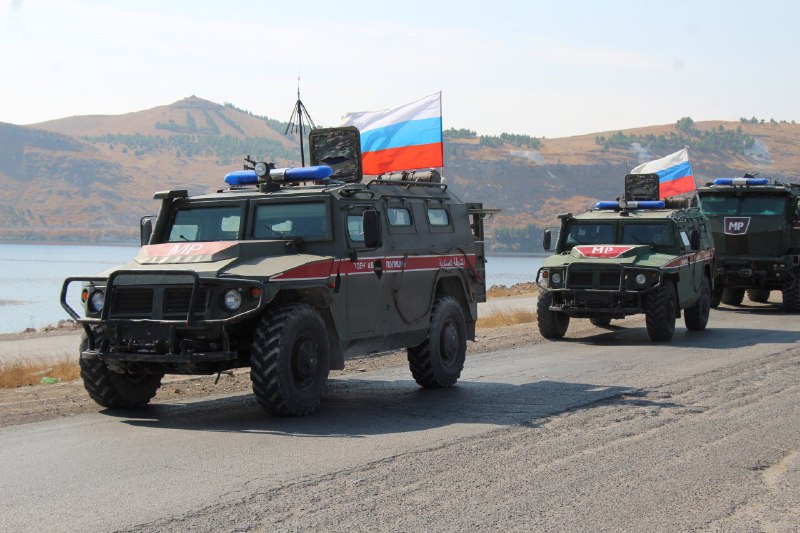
[634,273,647,286]
[254,162,269,178]
[223,289,242,311]
[551,271,563,286]
[88,290,105,313]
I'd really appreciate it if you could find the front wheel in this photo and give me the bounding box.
[79,331,163,408]
[710,286,722,308]
[537,290,570,339]
[684,277,711,331]
[645,282,677,341]
[747,289,770,304]
[721,288,744,306]
[407,296,467,388]
[250,304,331,416]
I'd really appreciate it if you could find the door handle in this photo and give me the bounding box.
[373,259,383,279]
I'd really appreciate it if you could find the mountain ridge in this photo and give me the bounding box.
[2,97,798,249]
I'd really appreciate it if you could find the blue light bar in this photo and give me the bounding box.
[273,165,334,181]
[629,200,666,209]
[596,200,666,210]
[596,201,619,210]
[714,177,769,186]
[224,170,258,186]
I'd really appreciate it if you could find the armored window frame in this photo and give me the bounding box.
[163,201,245,243]
[425,205,454,234]
[248,196,333,242]
[385,204,417,236]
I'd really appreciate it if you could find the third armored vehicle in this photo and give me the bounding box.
[696,175,800,310]
[536,174,715,341]
[61,127,490,416]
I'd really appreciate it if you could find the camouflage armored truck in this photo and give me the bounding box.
[536,174,715,342]
[61,127,491,416]
[695,175,800,310]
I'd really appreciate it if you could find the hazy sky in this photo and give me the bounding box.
[2,0,799,138]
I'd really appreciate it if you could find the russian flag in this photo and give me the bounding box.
[630,147,695,198]
[341,93,443,175]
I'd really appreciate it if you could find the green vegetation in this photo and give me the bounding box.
[223,102,291,133]
[480,132,542,149]
[444,128,477,139]
[595,117,754,153]
[489,223,544,253]
[740,116,796,125]
[84,133,298,165]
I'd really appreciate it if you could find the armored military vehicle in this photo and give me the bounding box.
[61,127,491,416]
[696,175,800,310]
[536,174,715,341]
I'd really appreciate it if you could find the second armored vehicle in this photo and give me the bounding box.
[536,174,715,341]
[696,175,800,310]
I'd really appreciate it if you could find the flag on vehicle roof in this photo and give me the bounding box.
[341,93,443,175]
[630,147,695,198]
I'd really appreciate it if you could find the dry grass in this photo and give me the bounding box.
[0,358,80,388]
[477,309,537,329]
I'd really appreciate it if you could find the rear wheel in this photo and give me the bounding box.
[782,274,800,312]
[589,317,611,327]
[645,282,677,341]
[710,286,722,308]
[721,288,744,306]
[250,304,331,416]
[79,330,163,408]
[747,288,770,304]
[684,277,711,331]
[537,290,570,339]
[408,296,467,388]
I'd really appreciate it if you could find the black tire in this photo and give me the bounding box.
[589,317,611,327]
[710,286,722,308]
[537,290,570,339]
[79,331,163,408]
[645,281,677,341]
[747,289,771,304]
[721,288,744,306]
[407,296,467,388]
[250,304,331,416]
[782,274,800,312]
[684,276,711,331]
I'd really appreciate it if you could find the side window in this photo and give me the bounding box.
[347,215,364,242]
[388,207,412,226]
[427,208,450,226]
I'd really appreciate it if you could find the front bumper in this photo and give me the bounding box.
[716,257,799,289]
[537,265,662,318]
[62,270,268,360]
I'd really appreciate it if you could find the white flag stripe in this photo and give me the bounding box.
[341,93,440,133]
[631,148,689,174]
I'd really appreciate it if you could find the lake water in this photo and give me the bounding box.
[0,243,544,334]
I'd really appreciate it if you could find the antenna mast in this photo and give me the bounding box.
[285,77,317,167]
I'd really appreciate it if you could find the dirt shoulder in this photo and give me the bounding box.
[0,316,623,429]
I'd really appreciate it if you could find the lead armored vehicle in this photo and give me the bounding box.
[62,127,490,416]
[536,174,715,341]
[696,175,800,310]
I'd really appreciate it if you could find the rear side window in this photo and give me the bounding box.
[388,208,412,226]
[427,208,450,226]
[347,215,364,242]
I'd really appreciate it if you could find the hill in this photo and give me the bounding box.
[1,97,799,250]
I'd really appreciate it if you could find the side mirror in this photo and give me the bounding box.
[794,199,800,218]
[140,216,155,246]
[543,229,553,251]
[689,229,701,251]
[363,210,382,249]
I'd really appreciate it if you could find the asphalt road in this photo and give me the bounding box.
[1,304,799,532]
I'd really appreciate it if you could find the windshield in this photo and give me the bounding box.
[167,205,242,242]
[563,221,672,250]
[253,202,329,240]
[700,194,786,216]
[564,223,614,246]
[621,223,672,245]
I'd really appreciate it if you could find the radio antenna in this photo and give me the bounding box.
[285,76,317,167]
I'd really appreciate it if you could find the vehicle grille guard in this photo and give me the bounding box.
[61,270,268,349]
